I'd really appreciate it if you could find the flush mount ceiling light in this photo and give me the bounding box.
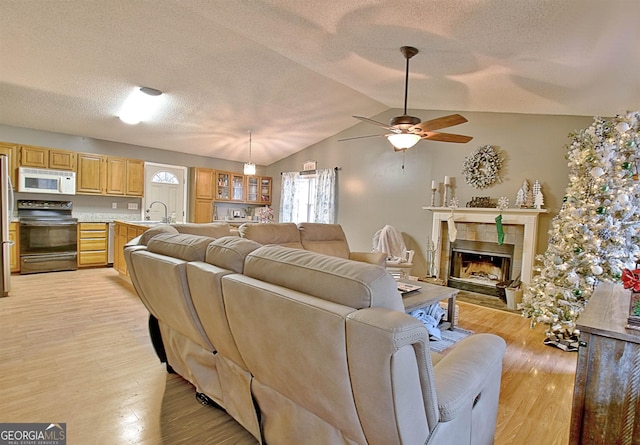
[118,86,163,125]
[243,130,256,176]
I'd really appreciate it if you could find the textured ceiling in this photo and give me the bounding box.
[1,0,638,165]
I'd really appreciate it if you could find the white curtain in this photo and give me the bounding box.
[279,171,300,223]
[314,168,336,224]
[279,168,336,223]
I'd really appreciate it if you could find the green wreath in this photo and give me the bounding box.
[462,145,503,189]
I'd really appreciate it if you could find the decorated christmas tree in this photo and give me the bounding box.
[521,112,640,349]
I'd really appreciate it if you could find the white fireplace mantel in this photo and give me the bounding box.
[423,207,549,285]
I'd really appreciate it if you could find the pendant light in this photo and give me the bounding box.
[243,130,256,176]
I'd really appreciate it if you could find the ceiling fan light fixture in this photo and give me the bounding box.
[118,86,164,125]
[387,133,421,150]
[243,130,256,175]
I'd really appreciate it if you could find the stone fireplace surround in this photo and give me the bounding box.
[423,207,548,287]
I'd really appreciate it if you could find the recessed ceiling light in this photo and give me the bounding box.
[118,86,164,125]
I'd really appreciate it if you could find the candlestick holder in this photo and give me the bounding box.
[430,186,437,207]
[443,184,450,207]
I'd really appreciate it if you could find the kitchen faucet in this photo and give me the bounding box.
[147,201,168,223]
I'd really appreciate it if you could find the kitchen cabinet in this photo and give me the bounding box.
[192,199,214,223]
[215,171,230,201]
[260,177,272,204]
[0,142,18,186]
[20,145,76,171]
[189,168,215,223]
[569,282,640,444]
[231,173,244,201]
[76,153,105,194]
[77,153,144,197]
[105,157,144,197]
[9,222,18,273]
[113,221,148,277]
[193,168,215,200]
[78,222,108,267]
[246,176,272,205]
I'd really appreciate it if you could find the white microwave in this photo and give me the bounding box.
[17,167,76,195]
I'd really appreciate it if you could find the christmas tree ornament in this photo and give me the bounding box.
[596,206,606,215]
[591,265,604,275]
[590,166,605,177]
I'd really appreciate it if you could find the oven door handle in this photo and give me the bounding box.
[19,220,78,227]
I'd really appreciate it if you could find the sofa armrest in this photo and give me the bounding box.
[349,251,386,266]
[433,333,506,422]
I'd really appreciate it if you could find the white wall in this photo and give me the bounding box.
[266,109,595,277]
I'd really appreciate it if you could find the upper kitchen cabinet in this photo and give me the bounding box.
[231,173,244,201]
[0,142,18,186]
[192,168,215,200]
[215,171,230,201]
[246,176,272,205]
[188,168,215,223]
[20,145,76,171]
[105,157,144,197]
[76,153,105,194]
[76,153,144,197]
[260,177,272,204]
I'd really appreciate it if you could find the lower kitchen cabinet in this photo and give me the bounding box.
[78,222,108,267]
[113,221,148,277]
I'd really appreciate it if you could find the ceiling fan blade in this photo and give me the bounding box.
[337,134,384,142]
[353,116,400,133]
[412,114,468,133]
[421,132,473,143]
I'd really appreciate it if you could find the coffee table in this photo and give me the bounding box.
[401,280,458,329]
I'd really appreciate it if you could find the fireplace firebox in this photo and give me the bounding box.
[447,240,514,297]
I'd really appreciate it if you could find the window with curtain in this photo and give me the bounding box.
[279,168,336,224]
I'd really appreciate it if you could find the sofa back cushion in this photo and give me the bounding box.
[221,274,367,444]
[138,224,179,245]
[126,240,214,351]
[238,223,303,248]
[298,223,351,259]
[174,222,232,238]
[146,233,215,262]
[243,245,403,312]
[205,236,262,273]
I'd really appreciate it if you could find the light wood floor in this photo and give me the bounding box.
[0,268,577,444]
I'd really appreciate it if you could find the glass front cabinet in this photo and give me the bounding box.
[215,171,230,200]
[260,177,272,204]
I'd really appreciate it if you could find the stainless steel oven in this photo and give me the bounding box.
[18,200,78,274]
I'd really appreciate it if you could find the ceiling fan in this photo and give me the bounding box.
[342,46,472,151]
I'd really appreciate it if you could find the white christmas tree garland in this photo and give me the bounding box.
[461,145,503,189]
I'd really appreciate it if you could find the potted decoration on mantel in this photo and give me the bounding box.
[621,267,640,331]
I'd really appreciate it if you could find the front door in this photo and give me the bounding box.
[143,163,187,223]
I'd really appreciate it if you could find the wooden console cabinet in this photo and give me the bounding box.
[569,282,640,444]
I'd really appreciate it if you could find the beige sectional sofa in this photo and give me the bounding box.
[124,228,506,445]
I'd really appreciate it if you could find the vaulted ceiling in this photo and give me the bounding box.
[1,0,638,165]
